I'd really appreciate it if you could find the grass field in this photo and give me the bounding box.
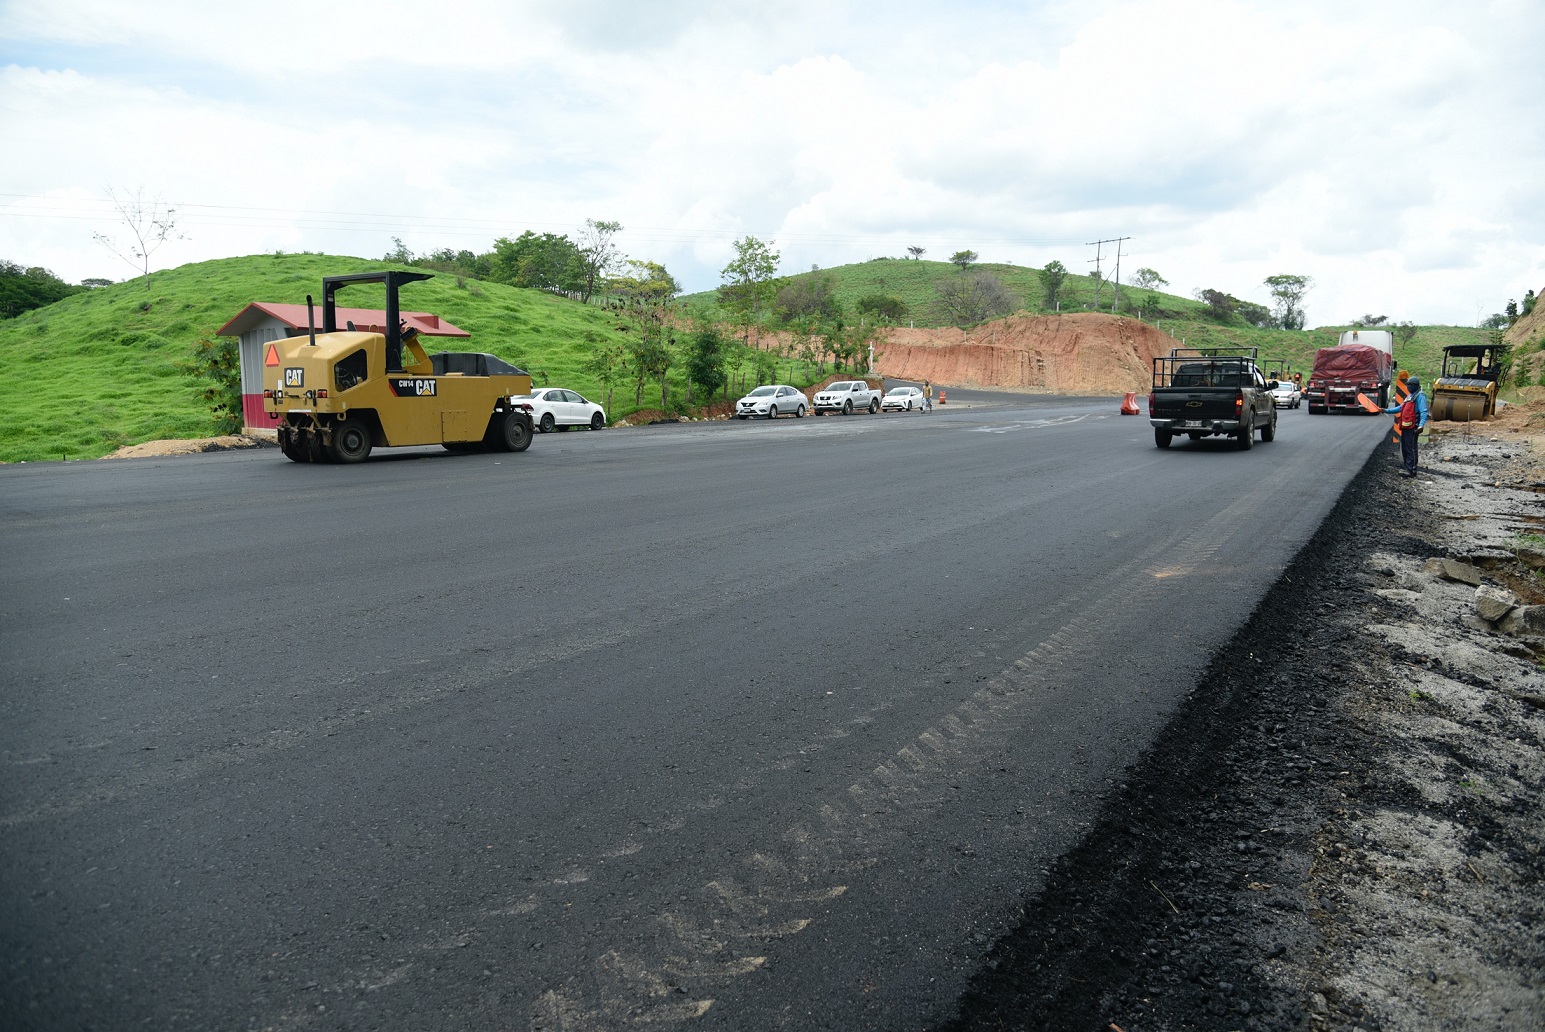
[0,252,1501,462]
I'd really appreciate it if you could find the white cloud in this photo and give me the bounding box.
[1,0,1541,324]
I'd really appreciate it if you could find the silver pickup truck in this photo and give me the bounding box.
[812,379,882,415]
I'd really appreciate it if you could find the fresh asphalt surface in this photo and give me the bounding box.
[0,392,1389,1031]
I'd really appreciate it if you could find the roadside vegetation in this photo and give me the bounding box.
[0,239,1522,463]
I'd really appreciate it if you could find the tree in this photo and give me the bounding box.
[684,322,729,403]
[718,236,780,347]
[950,249,978,271]
[1393,321,1419,353]
[1039,260,1068,310]
[1351,313,1389,327]
[1263,274,1312,330]
[1524,289,1537,316]
[1194,288,1239,321]
[1478,313,1510,330]
[576,218,623,303]
[1237,300,1274,328]
[80,277,114,290]
[906,246,926,261]
[935,272,1016,327]
[0,261,82,318]
[609,259,680,306]
[582,338,627,416]
[384,236,414,263]
[92,187,185,291]
[773,273,841,325]
[181,333,243,434]
[491,231,584,292]
[855,294,907,324]
[1131,267,1169,290]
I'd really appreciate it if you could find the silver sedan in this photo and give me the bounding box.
[735,385,808,419]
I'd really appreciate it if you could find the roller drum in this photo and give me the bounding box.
[1431,392,1486,422]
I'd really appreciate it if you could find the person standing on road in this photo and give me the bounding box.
[1385,375,1428,476]
[923,380,933,413]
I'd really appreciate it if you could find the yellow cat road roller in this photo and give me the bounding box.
[1430,343,1509,423]
[263,271,534,463]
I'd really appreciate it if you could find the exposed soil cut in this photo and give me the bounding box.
[936,400,1545,1031]
[875,313,1177,394]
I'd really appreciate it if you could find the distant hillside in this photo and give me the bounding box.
[0,253,640,463]
[686,258,1490,384]
[684,257,1214,326]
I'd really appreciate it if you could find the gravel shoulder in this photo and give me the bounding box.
[937,405,1545,1032]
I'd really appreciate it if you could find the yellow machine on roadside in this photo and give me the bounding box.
[263,271,534,462]
[1430,343,1509,423]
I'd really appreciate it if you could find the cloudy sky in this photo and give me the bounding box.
[2,0,1540,326]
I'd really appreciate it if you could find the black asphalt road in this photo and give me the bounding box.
[1,396,1387,1031]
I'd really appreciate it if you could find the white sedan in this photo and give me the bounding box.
[734,385,807,419]
[880,386,924,411]
[515,387,607,432]
[1269,380,1303,409]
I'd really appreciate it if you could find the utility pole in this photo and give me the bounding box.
[1111,237,1130,313]
[1086,236,1132,312]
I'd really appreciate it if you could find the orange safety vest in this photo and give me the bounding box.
[1390,378,1411,442]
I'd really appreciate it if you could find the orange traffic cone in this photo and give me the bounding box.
[938,390,946,405]
[1120,392,1140,415]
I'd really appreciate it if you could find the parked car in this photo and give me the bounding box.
[880,386,924,411]
[812,380,882,415]
[515,387,607,432]
[1269,379,1302,409]
[735,385,807,419]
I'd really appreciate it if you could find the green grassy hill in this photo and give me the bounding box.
[0,253,653,463]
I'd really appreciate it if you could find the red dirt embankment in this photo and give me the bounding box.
[875,313,1179,394]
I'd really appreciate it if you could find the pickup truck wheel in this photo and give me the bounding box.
[843,400,853,415]
[539,413,555,434]
[869,399,878,413]
[1237,424,1254,450]
[1261,412,1277,442]
[1154,427,1173,449]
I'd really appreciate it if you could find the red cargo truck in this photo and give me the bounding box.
[1304,344,1393,414]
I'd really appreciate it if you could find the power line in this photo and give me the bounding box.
[0,193,1095,253]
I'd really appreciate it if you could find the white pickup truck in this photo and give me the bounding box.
[812,379,882,415]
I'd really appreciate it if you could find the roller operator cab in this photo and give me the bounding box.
[262,271,535,463]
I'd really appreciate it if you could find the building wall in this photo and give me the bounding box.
[239,324,293,429]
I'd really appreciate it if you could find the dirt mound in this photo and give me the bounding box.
[875,313,1178,394]
[106,436,271,459]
